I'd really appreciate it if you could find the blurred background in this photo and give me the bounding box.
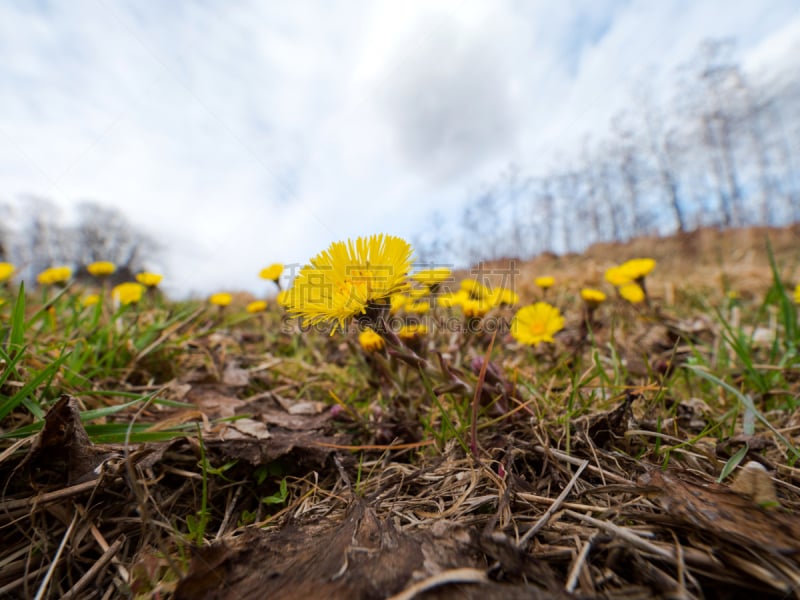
[0,1,798,297]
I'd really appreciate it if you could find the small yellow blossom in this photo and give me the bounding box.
[358,328,385,353]
[462,298,492,319]
[534,276,555,289]
[287,234,413,332]
[0,262,15,282]
[276,289,292,308]
[619,258,656,281]
[490,287,519,307]
[82,294,101,307]
[405,300,430,314]
[794,284,800,304]
[87,261,116,277]
[511,302,564,345]
[209,292,233,307]
[604,266,631,287]
[438,290,469,308]
[390,293,409,314]
[398,323,428,341]
[136,272,163,287]
[580,288,607,306]
[112,282,145,305]
[259,263,284,282]
[246,300,268,313]
[37,266,72,285]
[460,278,491,299]
[727,290,740,300]
[411,267,452,289]
[619,282,645,304]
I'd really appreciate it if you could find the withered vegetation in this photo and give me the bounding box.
[2,225,800,599]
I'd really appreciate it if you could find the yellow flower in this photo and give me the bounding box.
[534,276,555,289]
[0,262,15,282]
[209,292,233,307]
[246,300,268,313]
[259,263,284,282]
[112,282,145,305]
[619,282,645,304]
[82,293,101,307]
[511,302,564,345]
[136,272,163,287]
[37,266,72,285]
[405,300,430,314]
[438,290,469,308]
[580,288,607,306]
[460,278,491,299]
[462,298,492,319]
[87,261,116,277]
[490,287,519,307]
[411,267,452,288]
[398,323,428,340]
[604,266,631,287]
[358,328,385,352]
[619,258,656,281]
[287,234,413,332]
[794,284,800,304]
[276,289,292,308]
[390,293,409,314]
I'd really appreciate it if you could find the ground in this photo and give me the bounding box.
[2,224,800,599]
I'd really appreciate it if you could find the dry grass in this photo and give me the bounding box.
[2,224,800,599]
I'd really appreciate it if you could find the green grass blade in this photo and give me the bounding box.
[688,365,800,463]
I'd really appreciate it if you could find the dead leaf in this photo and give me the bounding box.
[638,469,800,553]
[175,502,561,600]
[22,395,114,485]
[730,461,779,509]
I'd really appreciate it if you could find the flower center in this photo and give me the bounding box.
[529,321,546,336]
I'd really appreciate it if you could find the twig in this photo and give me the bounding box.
[518,459,588,549]
[34,510,78,600]
[562,509,673,560]
[0,479,98,512]
[532,445,631,484]
[386,568,488,600]
[565,532,597,593]
[62,535,125,600]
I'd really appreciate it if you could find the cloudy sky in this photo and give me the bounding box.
[1,1,798,297]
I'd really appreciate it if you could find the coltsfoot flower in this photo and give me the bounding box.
[37,266,72,285]
[259,263,284,282]
[287,234,413,333]
[87,261,116,277]
[490,287,519,307]
[619,282,645,304]
[246,300,268,313]
[358,328,385,353]
[136,272,163,287]
[411,267,452,289]
[511,302,565,345]
[112,282,145,305]
[209,292,233,307]
[580,288,607,307]
[619,258,656,281]
[398,323,428,341]
[0,262,15,282]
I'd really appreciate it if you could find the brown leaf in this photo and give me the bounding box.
[175,502,561,600]
[638,469,800,554]
[22,395,114,485]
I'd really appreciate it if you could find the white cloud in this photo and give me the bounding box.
[0,0,797,296]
